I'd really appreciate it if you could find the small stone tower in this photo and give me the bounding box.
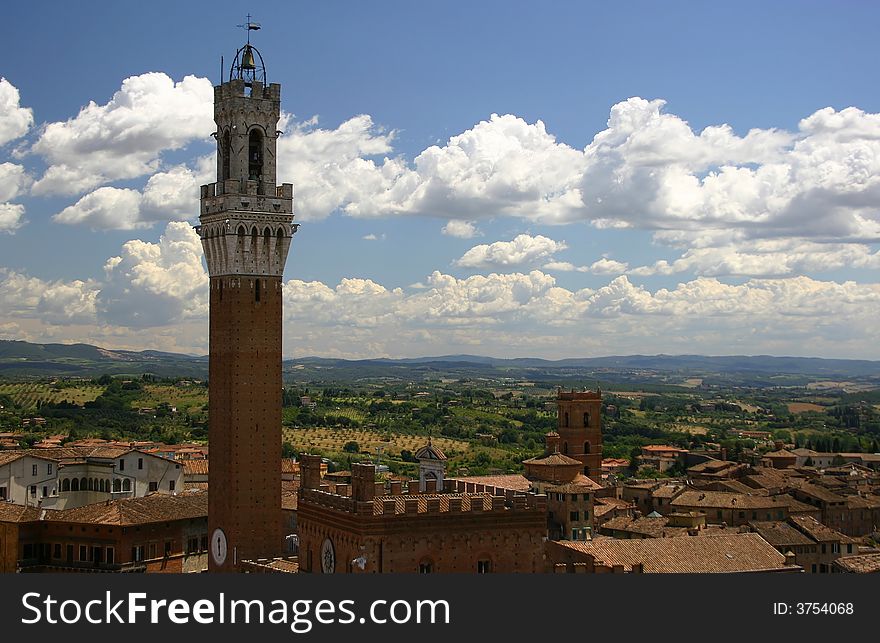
[556,388,603,477]
[415,439,447,492]
[198,33,298,572]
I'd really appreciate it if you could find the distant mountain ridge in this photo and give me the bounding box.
[1,339,879,379]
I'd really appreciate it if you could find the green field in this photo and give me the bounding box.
[0,382,104,410]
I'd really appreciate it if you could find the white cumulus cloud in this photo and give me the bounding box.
[441,220,480,238]
[456,234,567,269]
[30,73,213,196]
[99,221,208,327]
[0,78,33,146]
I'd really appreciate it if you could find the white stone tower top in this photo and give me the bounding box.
[196,38,297,278]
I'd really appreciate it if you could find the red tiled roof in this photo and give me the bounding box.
[451,474,531,492]
[523,452,582,467]
[556,533,791,573]
[0,503,42,523]
[48,491,207,525]
[834,553,880,573]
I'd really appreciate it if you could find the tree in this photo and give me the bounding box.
[281,442,296,459]
[343,441,360,453]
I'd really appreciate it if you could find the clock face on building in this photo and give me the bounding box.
[320,537,335,574]
[211,528,228,566]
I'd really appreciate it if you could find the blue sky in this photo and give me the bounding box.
[1,1,880,359]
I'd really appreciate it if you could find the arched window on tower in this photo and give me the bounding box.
[562,441,569,454]
[221,130,231,181]
[248,128,263,181]
[584,412,591,427]
[564,412,569,428]
[584,442,591,454]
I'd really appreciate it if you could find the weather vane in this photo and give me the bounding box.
[237,14,262,44]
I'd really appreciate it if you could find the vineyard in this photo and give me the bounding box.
[0,382,104,410]
[281,426,478,459]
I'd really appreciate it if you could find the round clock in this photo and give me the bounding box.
[211,528,228,566]
[320,537,335,573]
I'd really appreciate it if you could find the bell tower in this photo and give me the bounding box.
[197,28,298,572]
[556,389,603,477]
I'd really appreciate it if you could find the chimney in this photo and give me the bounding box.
[300,454,323,490]
[351,462,377,502]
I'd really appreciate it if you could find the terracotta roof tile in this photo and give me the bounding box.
[0,503,42,523]
[789,515,856,543]
[451,474,531,492]
[834,553,880,573]
[556,533,791,573]
[749,521,814,547]
[523,452,582,467]
[48,491,207,525]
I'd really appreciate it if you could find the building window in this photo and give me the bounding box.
[79,545,88,562]
[477,560,491,574]
[119,459,125,471]
[30,485,36,497]
[106,547,115,565]
[66,544,74,562]
[570,511,580,522]
[812,564,817,573]
[562,442,569,454]
[169,480,176,492]
[821,544,826,554]
[42,486,48,498]
[165,541,172,556]
[133,545,144,562]
[149,543,157,559]
[32,464,37,476]
[419,561,433,574]
[583,412,591,427]
[138,458,144,470]
[52,543,61,559]
[716,510,723,519]
[48,463,53,475]
[832,543,840,554]
[149,481,158,492]
[0,487,6,500]
[122,479,131,492]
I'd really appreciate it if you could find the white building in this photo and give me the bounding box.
[0,446,184,510]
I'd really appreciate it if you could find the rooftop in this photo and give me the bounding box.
[556,533,792,573]
[451,474,531,492]
[834,553,880,574]
[48,491,207,525]
[749,521,814,547]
